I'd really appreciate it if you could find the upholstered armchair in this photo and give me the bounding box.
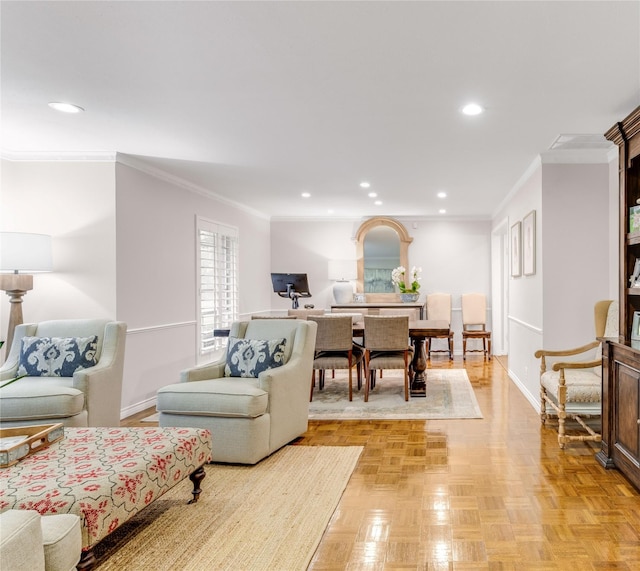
[535,300,618,448]
[157,318,317,465]
[0,319,127,428]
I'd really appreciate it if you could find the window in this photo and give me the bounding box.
[197,217,239,355]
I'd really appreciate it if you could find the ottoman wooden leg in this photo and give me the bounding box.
[77,549,96,570]
[188,465,206,504]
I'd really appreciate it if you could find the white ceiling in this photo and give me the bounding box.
[1,1,639,220]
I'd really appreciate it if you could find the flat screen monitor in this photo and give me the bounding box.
[271,273,312,308]
[271,273,310,295]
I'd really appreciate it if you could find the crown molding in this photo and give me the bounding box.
[540,147,616,164]
[115,153,270,221]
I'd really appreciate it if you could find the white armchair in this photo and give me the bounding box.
[157,319,317,464]
[0,319,127,428]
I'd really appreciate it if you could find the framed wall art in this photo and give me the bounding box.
[523,210,536,276]
[510,221,521,277]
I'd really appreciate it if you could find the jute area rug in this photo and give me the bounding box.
[309,368,483,420]
[92,445,362,570]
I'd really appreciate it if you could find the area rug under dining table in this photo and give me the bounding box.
[309,368,483,420]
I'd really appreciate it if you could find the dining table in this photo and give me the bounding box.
[213,318,451,398]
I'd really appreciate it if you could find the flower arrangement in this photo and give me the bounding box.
[391,266,422,294]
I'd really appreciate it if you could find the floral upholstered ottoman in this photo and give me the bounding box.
[0,426,212,569]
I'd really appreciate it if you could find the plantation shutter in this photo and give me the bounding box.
[197,217,239,355]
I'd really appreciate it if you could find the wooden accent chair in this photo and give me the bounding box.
[308,315,363,401]
[363,315,413,402]
[461,293,491,360]
[535,300,618,449]
[426,293,454,360]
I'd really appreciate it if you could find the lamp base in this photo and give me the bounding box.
[333,281,354,304]
[0,274,33,353]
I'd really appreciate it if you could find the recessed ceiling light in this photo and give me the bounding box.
[360,182,371,188]
[301,192,311,198]
[48,101,84,113]
[437,191,447,198]
[439,209,447,214]
[461,103,484,116]
[374,200,382,206]
[368,192,377,198]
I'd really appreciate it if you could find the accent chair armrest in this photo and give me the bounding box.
[552,359,601,372]
[535,340,601,374]
[534,340,600,360]
[180,358,226,382]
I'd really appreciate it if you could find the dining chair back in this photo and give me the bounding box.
[308,316,363,401]
[461,293,491,360]
[362,315,412,401]
[426,293,454,360]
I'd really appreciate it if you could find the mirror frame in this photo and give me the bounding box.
[355,217,413,301]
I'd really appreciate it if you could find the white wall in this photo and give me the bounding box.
[493,153,618,411]
[2,151,617,419]
[115,161,272,416]
[270,217,493,352]
[0,159,117,358]
[0,158,272,418]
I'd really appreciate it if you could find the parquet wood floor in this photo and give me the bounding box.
[122,356,640,570]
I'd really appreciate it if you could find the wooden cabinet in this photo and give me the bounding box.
[597,341,640,489]
[606,106,640,343]
[597,107,640,488]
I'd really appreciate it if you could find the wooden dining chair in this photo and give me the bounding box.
[363,315,412,402]
[308,315,363,401]
[461,293,491,360]
[426,293,454,360]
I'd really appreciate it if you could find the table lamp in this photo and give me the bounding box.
[328,259,357,304]
[0,232,53,352]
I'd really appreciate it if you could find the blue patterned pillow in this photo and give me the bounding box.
[224,337,287,378]
[17,336,99,377]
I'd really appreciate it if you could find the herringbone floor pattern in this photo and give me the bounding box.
[124,356,640,570]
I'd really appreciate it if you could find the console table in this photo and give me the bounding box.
[331,302,425,319]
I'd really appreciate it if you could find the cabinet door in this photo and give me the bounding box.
[614,363,640,463]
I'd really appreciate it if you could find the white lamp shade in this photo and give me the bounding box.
[328,259,357,281]
[0,232,53,273]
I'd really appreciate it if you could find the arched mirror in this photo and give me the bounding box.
[355,217,412,301]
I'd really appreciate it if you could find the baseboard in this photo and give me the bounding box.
[120,396,157,420]
[507,368,540,413]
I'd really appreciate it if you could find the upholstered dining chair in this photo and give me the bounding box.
[426,293,454,360]
[461,293,491,360]
[0,319,127,428]
[363,315,412,402]
[308,315,363,401]
[535,299,618,449]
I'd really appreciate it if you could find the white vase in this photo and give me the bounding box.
[333,280,354,304]
[400,293,419,303]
